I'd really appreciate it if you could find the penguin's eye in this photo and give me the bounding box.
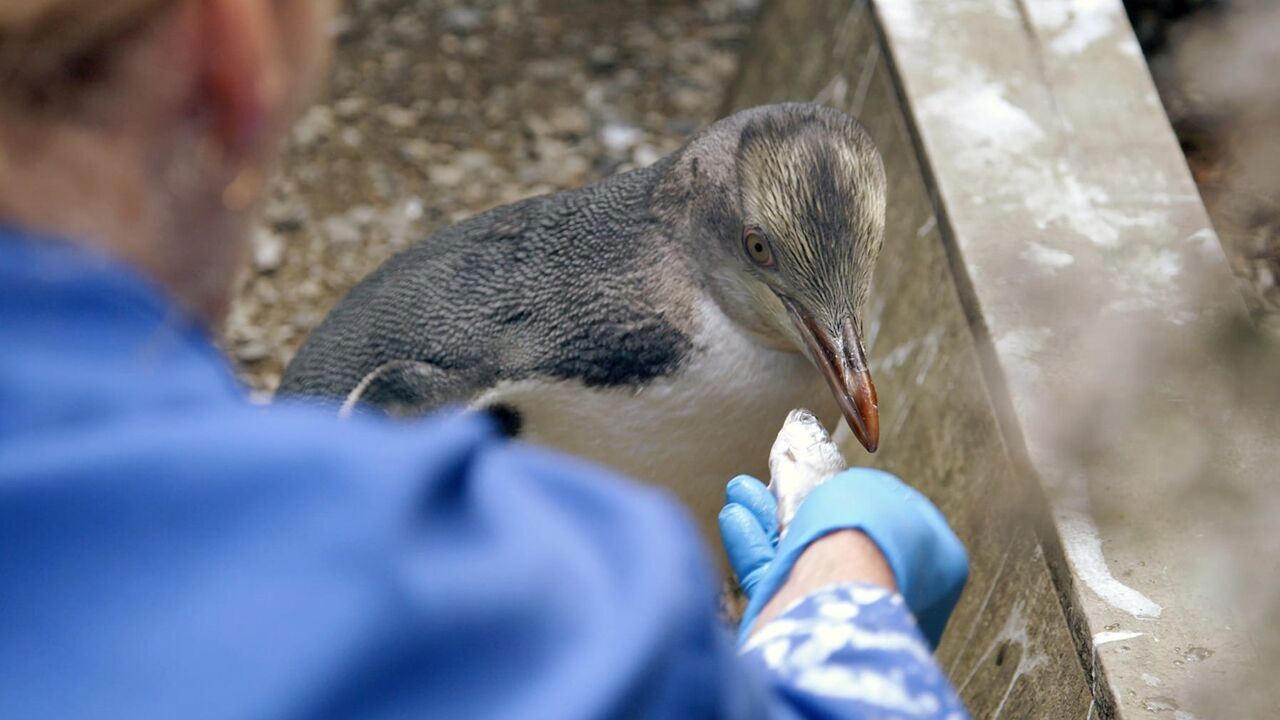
[743,227,775,269]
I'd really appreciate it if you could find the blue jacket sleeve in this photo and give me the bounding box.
[741,584,969,719]
[0,408,964,719]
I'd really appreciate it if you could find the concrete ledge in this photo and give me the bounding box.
[729,1,1254,716]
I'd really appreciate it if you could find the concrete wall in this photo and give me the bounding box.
[728,1,1256,717]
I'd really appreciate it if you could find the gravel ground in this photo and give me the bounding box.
[225,0,755,393]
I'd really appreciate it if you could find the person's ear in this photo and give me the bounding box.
[197,0,286,159]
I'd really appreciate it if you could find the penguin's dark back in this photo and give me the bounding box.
[278,159,694,411]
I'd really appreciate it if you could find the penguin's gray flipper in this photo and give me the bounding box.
[277,159,688,417]
[338,360,522,438]
[337,359,480,419]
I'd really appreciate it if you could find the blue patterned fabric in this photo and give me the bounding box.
[744,583,969,719]
[0,226,968,719]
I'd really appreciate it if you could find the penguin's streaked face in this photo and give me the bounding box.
[691,105,886,452]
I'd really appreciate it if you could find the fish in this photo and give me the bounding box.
[767,408,848,536]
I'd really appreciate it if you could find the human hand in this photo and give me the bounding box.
[719,469,969,648]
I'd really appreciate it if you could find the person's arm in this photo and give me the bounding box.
[748,529,896,633]
[720,470,971,718]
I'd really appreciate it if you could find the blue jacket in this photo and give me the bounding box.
[0,227,966,719]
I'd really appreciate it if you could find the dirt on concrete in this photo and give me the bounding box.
[224,0,755,393]
[1126,0,1280,323]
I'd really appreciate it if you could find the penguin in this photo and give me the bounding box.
[279,103,886,538]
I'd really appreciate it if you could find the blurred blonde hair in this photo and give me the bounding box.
[0,0,173,95]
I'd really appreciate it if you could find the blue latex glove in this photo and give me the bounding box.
[719,469,969,648]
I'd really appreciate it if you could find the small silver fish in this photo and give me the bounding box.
[768,408,848,536]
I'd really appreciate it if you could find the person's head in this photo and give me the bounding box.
[0,0,337,322]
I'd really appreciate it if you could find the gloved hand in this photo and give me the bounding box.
[719,469,968,648]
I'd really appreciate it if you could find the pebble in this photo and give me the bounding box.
[463,37,489,58]
[672,87,705,114]
[550,106,593,137]
[601,121,643,155]
[525,114,554,138]
[292,106,334,147]
[340,127,363,148]
[321,214,363,245]
[454,149,493,173]
[442,7,483,35]
[333,97,368,119]
[429,164,466,188]
[633,145,662,167]
[402,198,426,221]
[588,44,621,72]
[550,155,591,187]
[235,340,271,363]
[400,139,434,164]
[380,105,421,129]
[252,228,286,272]
[263,197,308,233]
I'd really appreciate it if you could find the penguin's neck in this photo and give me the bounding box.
[470,294,835,548]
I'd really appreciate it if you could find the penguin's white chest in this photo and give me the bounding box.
[472,301,839,537]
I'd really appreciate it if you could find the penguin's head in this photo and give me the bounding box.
[675,104,886,452]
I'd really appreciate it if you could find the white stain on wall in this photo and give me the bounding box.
[875,0,928,40]
[1093,630,1145,646]
[1149,249,1183,284]
[1026,0,1118,55]
[1023,241,1076,269]
[1057,508,1163,619]
[919,75,1045,156]
[956,599,1049,716]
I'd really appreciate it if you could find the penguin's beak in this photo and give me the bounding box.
[781,298,880,453]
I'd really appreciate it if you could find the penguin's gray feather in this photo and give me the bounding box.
[279,156,694,411]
